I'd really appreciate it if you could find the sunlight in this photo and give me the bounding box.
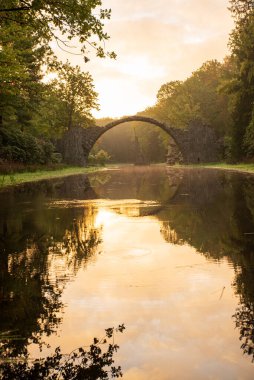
[118,56,166,80]
[92,78,156,118]
[95,209,116,228]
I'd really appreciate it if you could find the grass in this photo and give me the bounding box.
[0,166,104,188]
[175,162,254,173]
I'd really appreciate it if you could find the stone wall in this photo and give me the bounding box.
[167,120,221,164]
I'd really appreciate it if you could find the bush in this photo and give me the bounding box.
[0,128,56,165]
[51,152,62,164]
[88,149,111,166]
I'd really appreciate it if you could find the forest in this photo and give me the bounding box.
[1,0,254,169]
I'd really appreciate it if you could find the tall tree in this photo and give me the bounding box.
[228,1,254,160]
[154,60,232,136]
[48,62,99,131]
[0,21,46,129]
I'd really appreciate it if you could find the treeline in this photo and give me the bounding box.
[0,0,112,168]
[150,0,254,163]
[1,1,254,167]
[95,0,254,164]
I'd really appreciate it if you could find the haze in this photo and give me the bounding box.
[52,0,233,118]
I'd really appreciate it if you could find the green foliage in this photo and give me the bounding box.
[154,60,232,136]
[89,149,111,166]
[0,0,115,61]
[229,0,254,21]
[244,112,254,157]
[0,325,125,379]
[0,22,47,130]
[155,79,200,128]
[50,62,99,130]
[0,0,114,167]
[30,62,99,138]
[227,2,254,160]
[0,128,55,164]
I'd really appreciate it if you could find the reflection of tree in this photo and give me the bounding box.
[159,170,254,258]
[0,178,101,357]
[158,169,254,362]
[234,300,254,358]
[91,166,254,362]
[160,222,183,245]
[0,244,63,358]
[49,205,102,279]
[1,325,125,380]
[3,166,254,363]
[232,252,254,360]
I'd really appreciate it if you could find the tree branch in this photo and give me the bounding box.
[0,7,31,12]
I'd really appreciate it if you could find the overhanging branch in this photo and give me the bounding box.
[0,7,31,12]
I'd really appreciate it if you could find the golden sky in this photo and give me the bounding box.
[53,0,234,118]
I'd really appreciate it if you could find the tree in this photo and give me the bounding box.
[154,60,232,135]
[156,81,182,102]
[88,149,111,166]
[229,0,254,20]
[227,1,254,160]
[49,62,99,131]
[0,0,115,60]
[0,22,46,129]
[0,1,115,167]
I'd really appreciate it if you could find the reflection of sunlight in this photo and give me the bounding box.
[128,248,150,257]
[29,195,254,379]
[95,209,115,228]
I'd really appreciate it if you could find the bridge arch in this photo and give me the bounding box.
[93,115,182,163]
[103,116,175,135]
[59,116,220,166]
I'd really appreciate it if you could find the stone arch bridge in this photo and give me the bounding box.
[58,116,220,166]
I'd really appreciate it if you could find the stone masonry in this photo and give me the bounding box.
[58,116,221,166]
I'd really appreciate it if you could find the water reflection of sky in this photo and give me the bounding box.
[31,203,254,379]
[2,167,254,377]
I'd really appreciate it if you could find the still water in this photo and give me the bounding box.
[1,165,254,379]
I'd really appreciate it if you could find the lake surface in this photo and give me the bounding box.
[1,165,254,379]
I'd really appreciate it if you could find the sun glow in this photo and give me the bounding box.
[95,209,116,228]
[92,79,157,118]
[54,0,233,118]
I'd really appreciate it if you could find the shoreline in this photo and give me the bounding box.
[171,162,254,175]
[0,166,106,189]
[1,162,254,189]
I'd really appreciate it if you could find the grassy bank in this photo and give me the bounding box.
[0,166,104,188]
[176,162,254,173]
[2,162,254,189]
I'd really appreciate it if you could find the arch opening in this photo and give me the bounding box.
[88,116,184,165]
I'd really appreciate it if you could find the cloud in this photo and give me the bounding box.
[54,0,234,117]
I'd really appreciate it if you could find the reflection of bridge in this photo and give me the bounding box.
[58,116,220,166]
